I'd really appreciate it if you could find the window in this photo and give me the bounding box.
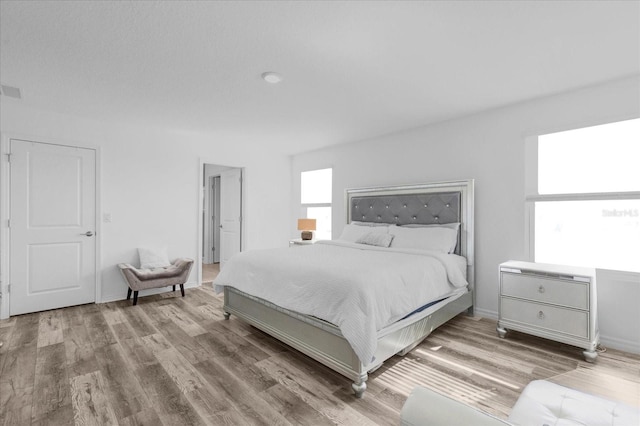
[301,168,332,240]
[526,118,640,272]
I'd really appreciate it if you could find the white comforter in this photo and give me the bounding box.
[213,240,468,364]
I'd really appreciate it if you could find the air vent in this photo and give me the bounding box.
[0,84,22,99]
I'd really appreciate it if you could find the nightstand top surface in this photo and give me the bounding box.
[289,238,316,245]
[500,260,595,277]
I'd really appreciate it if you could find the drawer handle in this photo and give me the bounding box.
[538,311,545,320]
[538,285,545,293]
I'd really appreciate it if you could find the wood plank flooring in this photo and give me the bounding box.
[1,285,638,425]
[202,263,220,284]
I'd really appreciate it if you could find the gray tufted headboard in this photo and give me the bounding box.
[345,180,475,290]
[350,192,461,226]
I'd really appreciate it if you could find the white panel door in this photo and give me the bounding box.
[10,139,96,315]
[219,168,242,269]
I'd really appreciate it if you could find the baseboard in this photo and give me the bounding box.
[99,280,201,304]
[473,307,497,320]
[599,335,640,355]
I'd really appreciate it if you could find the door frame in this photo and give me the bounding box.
[196,159,245,286]
[0,133,102,319]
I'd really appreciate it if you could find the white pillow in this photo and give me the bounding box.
[351,221,395,227]
[390,226,458,253]
[338,223,389,243]
[356,232,395,248]
[402,222,460,231]
[138,246,171,269]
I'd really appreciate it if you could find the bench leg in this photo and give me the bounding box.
[180,284,185,297]
[127,288,132,300]
[133,291,139,306]
[172,285,176,292]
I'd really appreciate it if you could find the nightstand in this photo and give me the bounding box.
[289,238,316,247]
[497,260,599,362]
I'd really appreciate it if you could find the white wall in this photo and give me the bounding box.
[292,75,640,353]
[0,102,292,312]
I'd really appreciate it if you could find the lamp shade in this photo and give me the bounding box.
[297,218,316,231]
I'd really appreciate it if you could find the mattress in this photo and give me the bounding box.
[213,240,468,364]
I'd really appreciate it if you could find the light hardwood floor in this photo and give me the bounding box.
[1,286,638,425]
[202,263,220,284]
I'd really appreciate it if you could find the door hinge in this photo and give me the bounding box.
[7,219,10,228]
[6,284,10,293]
[6,153,11,163]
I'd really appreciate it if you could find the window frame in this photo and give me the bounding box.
[300,167,333,240]
[524,127,640,277]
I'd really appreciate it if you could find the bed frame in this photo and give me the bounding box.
[222,179,475,397]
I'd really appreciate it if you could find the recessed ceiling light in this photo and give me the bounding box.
[261,72,283,84]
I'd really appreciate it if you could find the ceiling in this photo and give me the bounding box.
[1,1,638,155]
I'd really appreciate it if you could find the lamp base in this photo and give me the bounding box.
[301,231,313,240]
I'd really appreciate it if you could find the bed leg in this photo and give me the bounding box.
[223,312,231,320]
[352,379,367,398]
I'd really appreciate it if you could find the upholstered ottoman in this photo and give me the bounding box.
[508,380,639,426]
[118,258,194,305]
[400,385,510,425]
[401,380,639,425]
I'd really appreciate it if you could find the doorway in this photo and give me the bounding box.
[201,163,242,284]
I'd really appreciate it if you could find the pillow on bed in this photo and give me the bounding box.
[352,221,395,227]
[402,222,460,231]
[390,226,458,253]
[338,223,389,242]
[355,232,394,248]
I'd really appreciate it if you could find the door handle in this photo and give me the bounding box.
[84,231,94,237]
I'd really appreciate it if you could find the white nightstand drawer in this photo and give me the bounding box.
[502,273,588,310]
[501,298,588,339]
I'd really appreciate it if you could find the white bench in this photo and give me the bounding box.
[401,380,639,426]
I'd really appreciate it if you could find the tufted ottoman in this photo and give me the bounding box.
[508,380,639,426]
[400,380,639,425]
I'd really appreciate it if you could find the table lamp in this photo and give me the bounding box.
[297,218,316,240]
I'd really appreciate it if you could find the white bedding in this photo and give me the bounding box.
[213,240,468,364]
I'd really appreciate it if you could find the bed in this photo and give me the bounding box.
[214,180,475,398]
